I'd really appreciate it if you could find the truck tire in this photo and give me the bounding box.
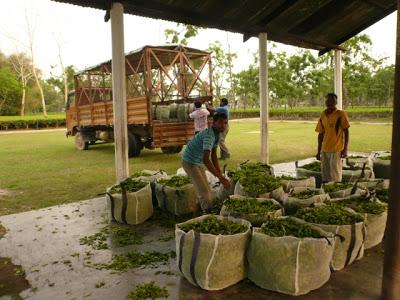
[75,132,89,151]
[161,146,183,154]
[128,132,142,157]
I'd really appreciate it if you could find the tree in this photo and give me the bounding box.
[0,67,22,115]
[8,53,33,116]
[164,24,200,45]
[207,41,237,100]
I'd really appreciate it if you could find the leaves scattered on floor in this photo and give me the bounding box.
[0,223,7,239]
[95,251,175,272]
[79,224,143,250]
[127,282,169,300]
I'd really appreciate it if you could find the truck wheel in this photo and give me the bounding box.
[75,132,89,151]
[128,132,142,157]
[161,146,183,154]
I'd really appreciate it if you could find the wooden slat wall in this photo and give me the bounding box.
[73,96,149,127]
[152,121,195,147]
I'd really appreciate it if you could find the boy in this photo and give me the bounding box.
[189,101,210,134]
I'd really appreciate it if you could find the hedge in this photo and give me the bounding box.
[0,107,393,130]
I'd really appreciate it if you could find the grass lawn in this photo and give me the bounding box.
[0,120,392,215]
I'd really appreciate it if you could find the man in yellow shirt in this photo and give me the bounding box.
[315,93,350,182]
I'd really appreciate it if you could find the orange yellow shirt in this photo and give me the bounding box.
[315,109,350,153]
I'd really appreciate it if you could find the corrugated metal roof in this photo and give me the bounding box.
[52,0,396,54]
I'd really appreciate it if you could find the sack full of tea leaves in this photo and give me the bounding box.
[175,215,251,290]
[155,176,198,215]
[131,170,168,206]
[295,161,322,188]
[247,217,334,296]
[346,156,374,170]
[328,196,387,249]
[356,179,390,190]
[279,175,316,193]
[177,103,190,121]
[373,156,391,179]
[234,176,285,203]
[323,182,361,199]
[283,187,329,215]
[294,205,365,271]
[220,195,283,226]
[106,179,153,225]
[342,166,375,183]
[169,103,178,119]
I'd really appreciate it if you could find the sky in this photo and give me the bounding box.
[0,0,397,79]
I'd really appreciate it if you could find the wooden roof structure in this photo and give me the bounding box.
[53,0,396,54]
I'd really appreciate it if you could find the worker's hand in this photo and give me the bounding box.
[341,149,348,158]
[316,153,321,161]
[219,177,231,189]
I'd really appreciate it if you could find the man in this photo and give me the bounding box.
[182,112,231,214]
[189,101,210,134]
[315,93,350,183]
[208,98,230,159]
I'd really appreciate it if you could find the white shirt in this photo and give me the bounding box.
[189,108,210,132]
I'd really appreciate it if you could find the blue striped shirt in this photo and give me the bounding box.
[182,127,220,165]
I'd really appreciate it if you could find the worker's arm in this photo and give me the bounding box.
[203,149,230,188]
[341,129,349,158]
[316,133,324,160]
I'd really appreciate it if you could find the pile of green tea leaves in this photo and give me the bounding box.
[96,250,175,272]
[128,282,169,300]
[343,165,364,171]
[260,218,323,238]
[131,171,153,178]
[294,205,364,225]
[375,189,389,203]
[290,190,321,200]
[178,216,247,235]
[378,156,391,160]
[323,183,353,193]
[279,175,306,181]
[224,197,281,214]
[228,162,273,182]
[79,225,143,250]
[158,176,191,187]
[109,178,148,194]
[328,197,386,215]
[300,161,321,172]
[240,175,282,197]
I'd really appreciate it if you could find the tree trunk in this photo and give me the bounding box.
[20,86,26,116]
[32,67,47,116]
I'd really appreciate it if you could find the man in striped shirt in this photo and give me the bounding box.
[182,113,231,214]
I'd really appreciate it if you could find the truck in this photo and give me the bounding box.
[66,45,213,157]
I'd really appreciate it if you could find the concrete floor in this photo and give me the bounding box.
[0,157,384,300]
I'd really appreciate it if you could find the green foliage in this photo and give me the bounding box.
[96,251,175,272]
[178,215,247,235]
[378,156,391,160]
[223,197,281,214]
[131,171,152,177]
[291,190,321,200]
[109,178,148,194]
[158,176,191,188]
[0,67,22,115]
[299,161,321,172]
[260,218,323,238]
[228,162,273,182]
[375,189,389,202]
[295,205,364,225]
[79,225,143,250]
[329,197,386,215]
[240,175,282,197]
[164,23,200,45]
[128,282,169,300]
[323,183,353,193]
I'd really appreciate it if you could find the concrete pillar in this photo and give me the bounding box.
[334,49,343,110]
[259,32,269,164]
[382,1,400,299]
[110,2,129,182]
